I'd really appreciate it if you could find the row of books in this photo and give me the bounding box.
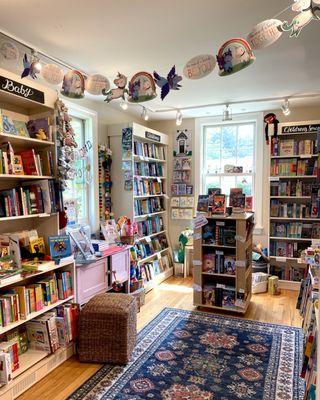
[133,177,164,196]
[134,197,164,216]
[203,253,236,275]
[297,274,317,398]
[270,265,307,282]
[202,284,246,309]
[270,158,317,176]
[140,254,172,283]
[134,141,165,160]
[134,161,164,177]
[0,271,73,327]
[0,114,53,142]
[197,190,253,214]
[270,180,314,197]
[0,180,58,217]
[135,216,164,237]
[270,241,306,258]
[270,222,320,239]
[271,138,316,156]
[0,144,54,176]
[203,222,236,246]
[131,234,168,261]
[0,303,78,385]
[270,200,320,219]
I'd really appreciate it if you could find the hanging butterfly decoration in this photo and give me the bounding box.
[153,65,182,100]
[21,53,41,79]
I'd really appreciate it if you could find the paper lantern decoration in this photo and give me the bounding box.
[61,70,85,99]
[183,54,216,79]
[128,72,157,103]
[41,64,64,85]
[153,66,182,100]
[85,74,110,95]
[102,73,128,103]
[247,19,283,49]
[0,40,19,61]
[216,38,255,77]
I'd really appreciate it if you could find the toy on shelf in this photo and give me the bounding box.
[98,145,112,221]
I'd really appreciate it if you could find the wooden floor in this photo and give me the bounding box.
[18,276,302,400]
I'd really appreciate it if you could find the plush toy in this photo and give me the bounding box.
[36,128,47,140]
[264,113,279,145]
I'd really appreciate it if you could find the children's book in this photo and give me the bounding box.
[2,115,15,134]
[197,195,209,212]
[224,256,236,275]
[182,157,192,170]
[12,155,24,175]
[203,254,215,273]
[26,118,49,140]
[13,121,29,137]
[208,188,221,196]
[173,171,182,183]
[212,195,226,214]
[170,197,180,207]
[48,236,72,261]
[173,158,183,170]
[245,195,253,211]
[182,171,191,184]
[186,185,193,195]
[29,237,46,254]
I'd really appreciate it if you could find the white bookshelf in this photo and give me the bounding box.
[108,122,173,291]
[0,68,75,398]
[269,120,319,289]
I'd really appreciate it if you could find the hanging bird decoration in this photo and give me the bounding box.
[21,53,41,79]
[153,65,182,100]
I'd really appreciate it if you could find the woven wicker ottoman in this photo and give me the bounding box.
[78,293,137,364]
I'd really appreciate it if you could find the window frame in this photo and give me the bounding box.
[195,112,264,233]
[63,100,99,232]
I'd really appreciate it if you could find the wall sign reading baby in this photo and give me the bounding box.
[0,75,45,103]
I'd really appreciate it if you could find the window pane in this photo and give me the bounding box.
[220,176,236,195]
[237,124,254,173]
[205,127,221,174]
[205,176,220,194]
[221,125,237,171]
[236,175,253,196]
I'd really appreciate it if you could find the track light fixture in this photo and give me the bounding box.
[222,104,232,121]
[281,99,290,116]
[176,110,183,126]
[141,107,149,121]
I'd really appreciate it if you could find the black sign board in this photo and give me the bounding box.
[145,131,161,142]
[282,124,320,134]
[0,75,45,104]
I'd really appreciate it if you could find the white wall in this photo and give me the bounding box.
[150,105,320,250]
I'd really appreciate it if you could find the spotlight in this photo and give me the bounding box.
[31,50,42,73]
[120,99,128,110]
[176,110,183,126]
[141,107,149,121]
[281,99,290,116]
[222,104,232,121]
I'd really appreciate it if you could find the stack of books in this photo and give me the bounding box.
[134,161,163,177]
[134,141,165,160]
[271,139,316,156]
[133,177,163,196]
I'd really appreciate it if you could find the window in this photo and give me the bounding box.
[202,122,255,206]
[63,116,89,224]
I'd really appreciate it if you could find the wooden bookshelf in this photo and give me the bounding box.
[0,68,75,398]
[108,122,173,292]
[193,212,254,314]
[269,120,320,289]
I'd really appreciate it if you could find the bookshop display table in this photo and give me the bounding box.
[75,245,131,305]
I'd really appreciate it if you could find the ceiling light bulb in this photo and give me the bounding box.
[222,104,232,121]
[120,99,128,110]
[281,99,290,116]
[176,110,183,126]
[34,61,42,72]
[141,107,149,121]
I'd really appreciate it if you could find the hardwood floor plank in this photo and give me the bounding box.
[17,276,301,400]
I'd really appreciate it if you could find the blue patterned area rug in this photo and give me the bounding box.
[68,308,305,400]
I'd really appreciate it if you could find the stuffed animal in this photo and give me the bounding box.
[264,113,279,145]
[36,128,47,140]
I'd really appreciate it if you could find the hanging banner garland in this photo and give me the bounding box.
[61,70,85,98]
[0,40,19,61]
[21,53,41,79]
[102,72,128,102]
[247,19,283,49]
[153,66,182,100]
[128,72,157,103]
[41,64,64,85]
[216,38,255,76]
[85,73,110,95]
[311,0,320,18]
[183,55,216,80]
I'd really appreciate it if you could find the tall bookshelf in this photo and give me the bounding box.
[108,123,173,293]
[269,120,320,290]
[193,213,254,314]
[0,68,76,399]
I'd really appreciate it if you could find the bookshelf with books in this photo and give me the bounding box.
[269,121,320,290]
[108,123,173,292]
[0,68,77,399]
[193,213,254,314]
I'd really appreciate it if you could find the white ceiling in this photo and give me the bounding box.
[0,0,320,120]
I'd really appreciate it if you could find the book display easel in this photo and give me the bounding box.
[108,123,173,293]
[269,121,320,290]
[193,212,254,314]
[0,69,76,399]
